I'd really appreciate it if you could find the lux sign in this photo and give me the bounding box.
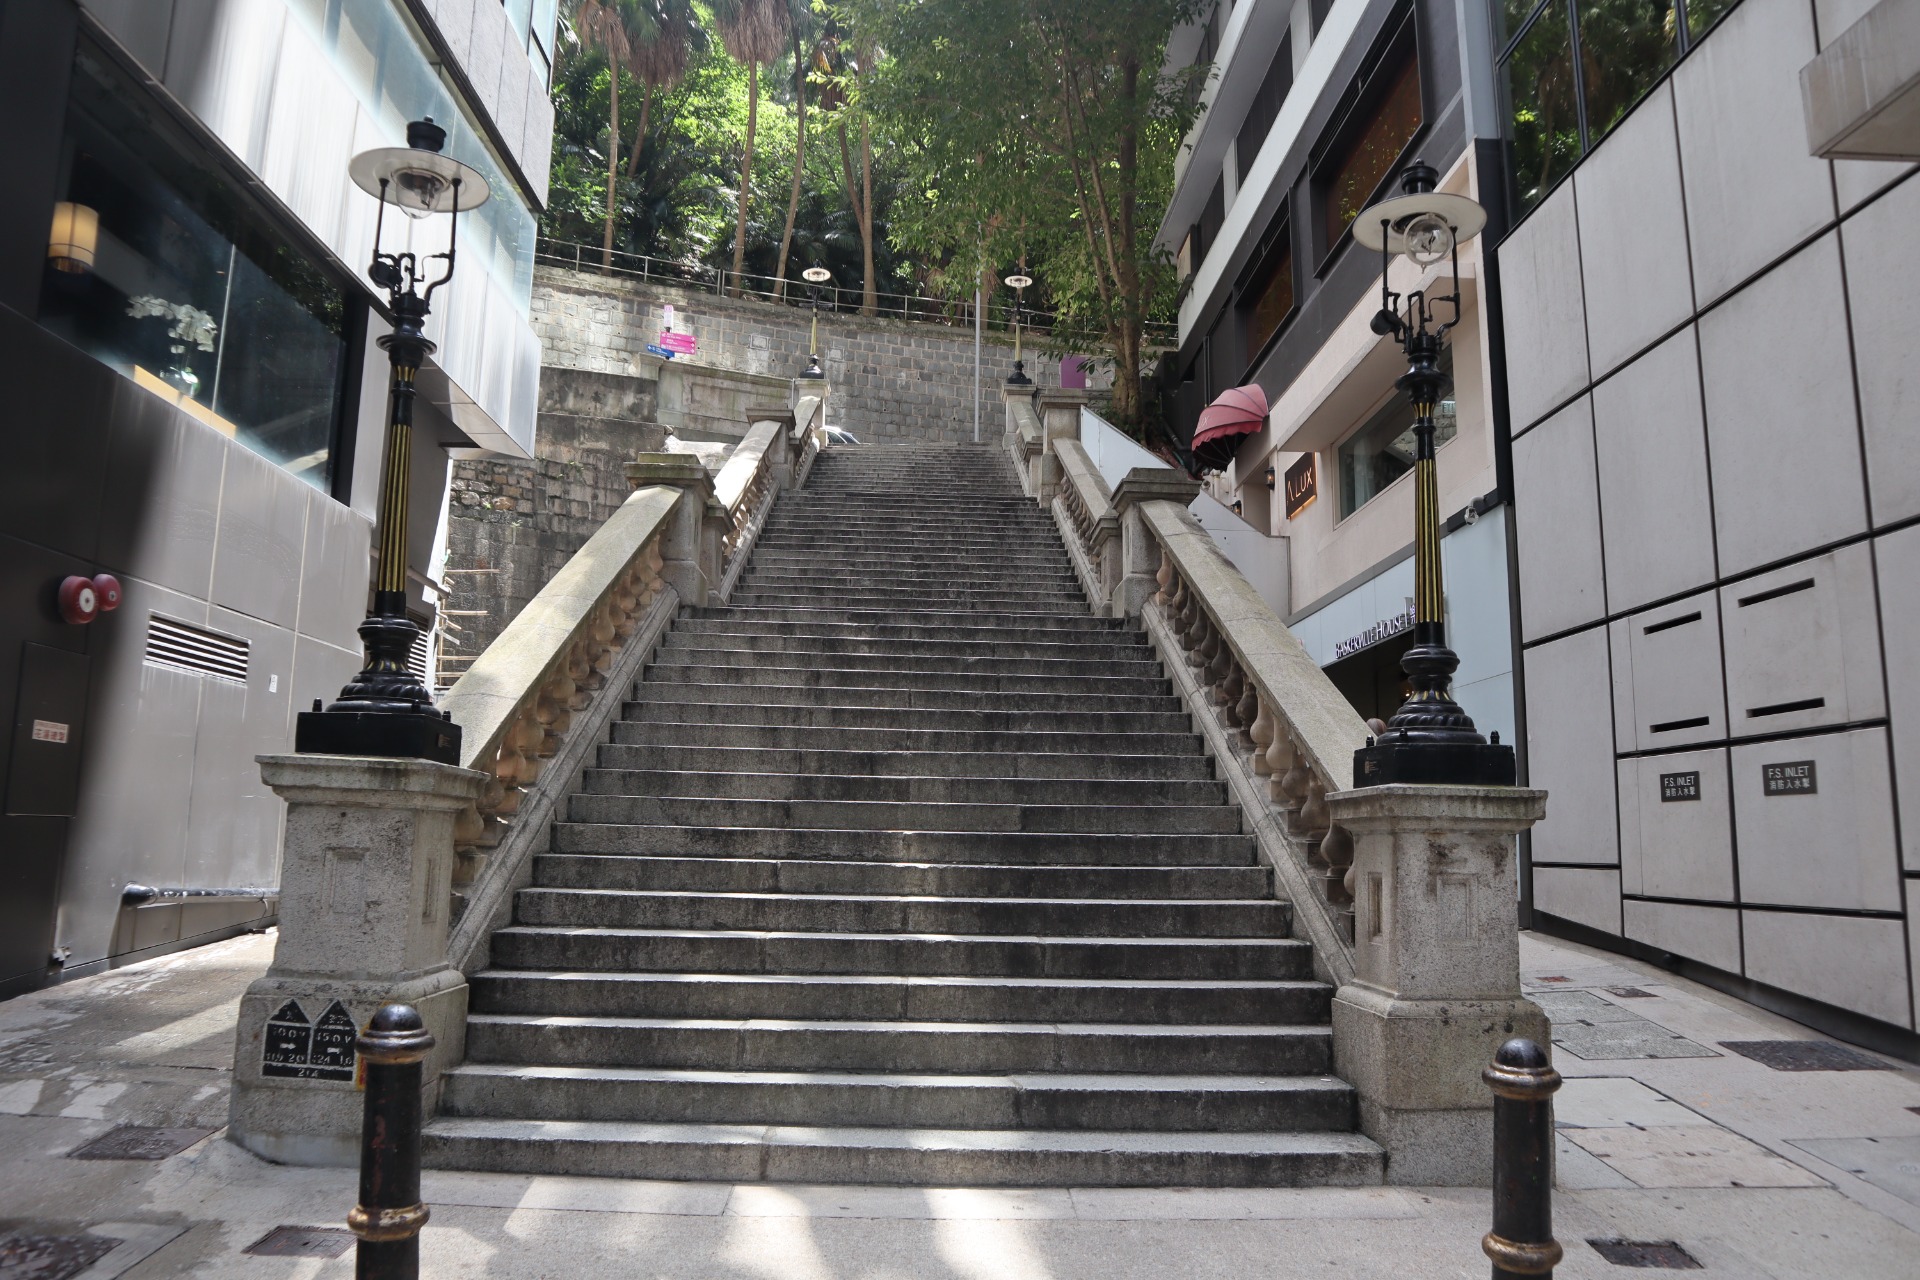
[1284,455,1317,520]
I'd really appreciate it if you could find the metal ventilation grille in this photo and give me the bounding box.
[408,626,433,689]
[144,615,248,684]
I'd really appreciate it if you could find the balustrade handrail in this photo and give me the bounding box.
[1138,498,1368,975]
[535,238,1179,345]
[439,484,680,964]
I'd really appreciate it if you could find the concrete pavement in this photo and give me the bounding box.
[1,929,1917,1278]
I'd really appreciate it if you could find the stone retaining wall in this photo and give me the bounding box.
[533,264,1072,444]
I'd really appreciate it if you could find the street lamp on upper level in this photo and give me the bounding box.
[1004,273,1033,385]
[799,265,833,379]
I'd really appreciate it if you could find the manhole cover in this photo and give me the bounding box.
[1607,986,1657,998]
[1719,1040,1889,1071]
[243,1227,353,1258]
[0,1231,118,1280]
[1587,1239,1703,1269]
[67,1126,214,1161]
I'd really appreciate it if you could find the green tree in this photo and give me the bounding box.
[850,0,1204,425]
[715,0,792,294]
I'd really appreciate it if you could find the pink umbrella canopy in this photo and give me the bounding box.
[1191,384,1269,472]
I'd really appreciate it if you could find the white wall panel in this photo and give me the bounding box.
[1619,749,1735,901]
[1592,329,1717,612]
[1534,867,1622,935]
[1523,628,1619,866]
[162,0,287,173]
[1720,544,1885,736]
[1699,234,1866,575]
[1732,727,1900,911]
[1513,397,1604,641]
[1624,900,1741,974]
[1742,910,1912,1028]
[1496,188,1590,431]
[1877,526,1920,873]
[1574,84,1694,377]
[211,444,309,629]
[1672,0,1834,304]
[1610,591,1727,752]
[1842,174,1920,524]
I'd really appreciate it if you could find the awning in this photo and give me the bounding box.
[1192,384,1269,472]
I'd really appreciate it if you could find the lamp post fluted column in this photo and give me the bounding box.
[295,118,490,766]
[1349,161,1514,788]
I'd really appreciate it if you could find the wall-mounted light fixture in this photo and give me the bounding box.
[1263,463,1276,492]
[47,202,99,274]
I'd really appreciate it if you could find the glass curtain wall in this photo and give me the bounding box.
[37,42,351,491]
[1338,350,1457,518]
[1500,0,1743,211]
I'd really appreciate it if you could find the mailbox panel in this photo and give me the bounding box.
[1619,749,1734,901]
[1610,590,1727,752]
[1731,727,1900,911]
[1721,544,1884,738]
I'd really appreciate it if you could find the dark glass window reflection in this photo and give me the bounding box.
[1338,352,1457,519]
[1499,0,1741,214]
[37,45,349,491]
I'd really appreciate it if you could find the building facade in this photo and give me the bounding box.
[0,0,552,995]
[1496,0,1920,1051]
[1157,0,1518,746]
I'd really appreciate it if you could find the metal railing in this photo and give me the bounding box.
[534,238,1177,345]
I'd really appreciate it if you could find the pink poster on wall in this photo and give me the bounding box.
[1061,356,1088,389]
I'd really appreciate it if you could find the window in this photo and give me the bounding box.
[1235,34,1294,179]
[1199,176,1227,262]
[1499,0,1739,213]
[37,43,351,491]
[1243,244,1294,358]
[1320,28,1423,250]
[1310,0,1336,39]
[1337,352,1456,519]
[1238,208,1294,360]
[1178,229,1197,283]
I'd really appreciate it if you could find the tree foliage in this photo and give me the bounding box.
[847,0,1204,425]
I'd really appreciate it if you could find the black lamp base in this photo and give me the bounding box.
[1353,737,1515,788]
[295,706,462,765]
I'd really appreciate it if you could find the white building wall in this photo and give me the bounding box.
[1498,0,1920,1034]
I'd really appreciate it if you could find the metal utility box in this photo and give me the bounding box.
[1720,544,1883,739]
[1618,747,1735,902]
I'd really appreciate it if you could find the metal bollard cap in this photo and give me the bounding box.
[1483,1036,1561,1100]
[356,1002,435,1065]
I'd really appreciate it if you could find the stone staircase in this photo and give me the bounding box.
[422,442,1383,1186]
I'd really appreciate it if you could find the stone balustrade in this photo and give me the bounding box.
[1038,434,1547,1183]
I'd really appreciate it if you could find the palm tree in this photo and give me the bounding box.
[623,0,699,184]
[573,0,639,268]
[772,2,819,299]
[715,0,791,295]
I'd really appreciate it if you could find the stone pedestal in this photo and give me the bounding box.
[1327,784,1548,1186]
[229,755,487,1167]
[626,454,724,605]
[1112,469,1202,618]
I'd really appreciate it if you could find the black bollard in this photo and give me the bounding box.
[1482,1037,1563,1279]
[350,1004,435,1280]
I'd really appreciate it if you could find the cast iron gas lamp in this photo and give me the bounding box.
[1349,159,1513,788]
[1004,273,1033,385]
[799,265,832,378]
[296,117,490,766]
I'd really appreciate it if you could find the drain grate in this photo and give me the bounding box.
[1607,986,1657,998]
[1719,1040,1889,1071]
[68,1126,214,1161]
[243,1227,354,1258]
[1588,1239,1703,1268]
[0,1231,118,1279]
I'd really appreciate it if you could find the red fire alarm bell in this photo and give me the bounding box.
[91,573,121,612]
[57,573,118,625]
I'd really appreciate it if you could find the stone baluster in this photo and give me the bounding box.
[1249,693,1276,777]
